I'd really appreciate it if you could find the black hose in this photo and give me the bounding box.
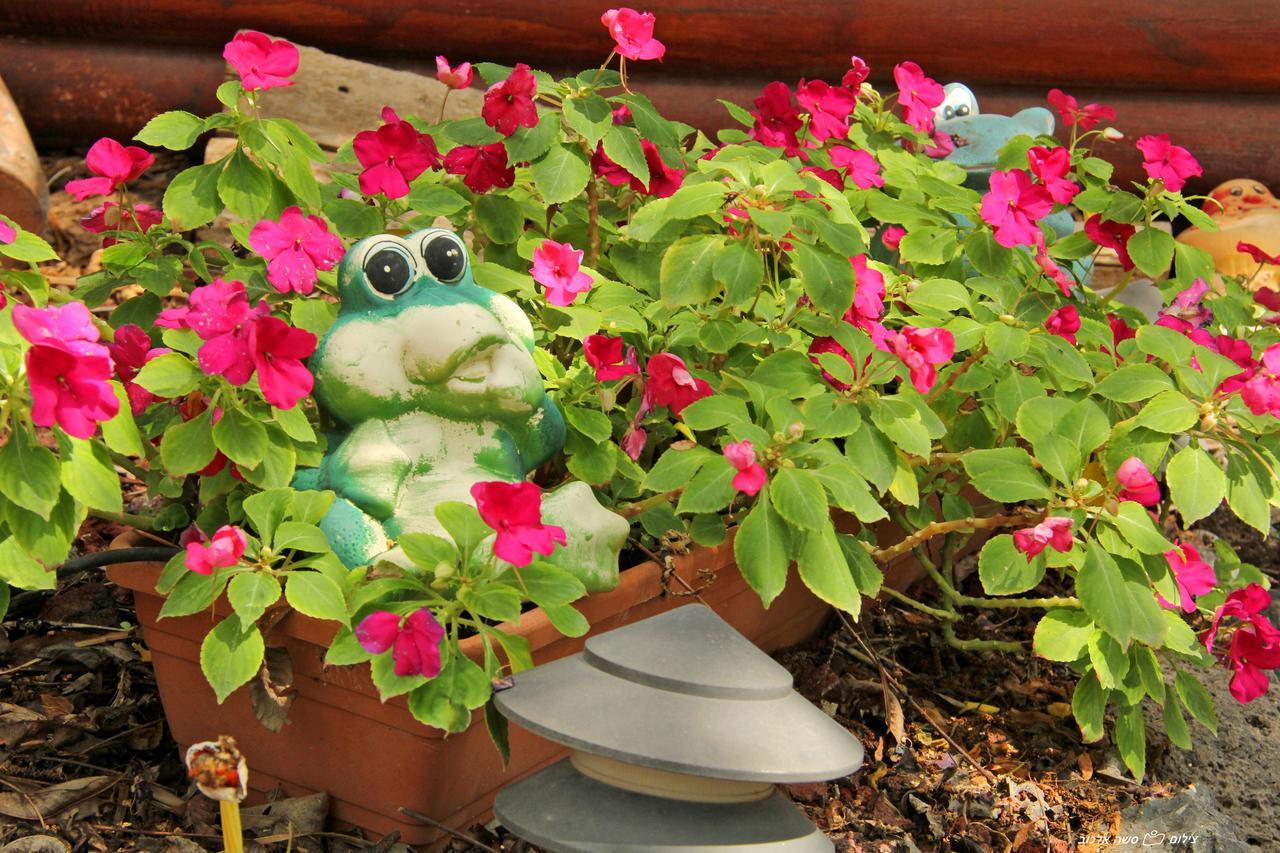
[58,546,181,578]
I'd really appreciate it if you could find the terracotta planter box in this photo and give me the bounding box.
[108,531,873,847]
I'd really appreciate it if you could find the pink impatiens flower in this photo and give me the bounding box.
[795,79,856,142]
[1240,343,1280,417]
[471,481,567,567]
[65,138,155,201]
[183,278,271,385]
[1136,134,1202,193]
[82,202,163,246]
[13,303,118,439]
[843,56,870,91]
[1012,517,1074,560]
[1202,585,1280,703]
[886,326,954,393]
[443,143,515,194]
[353,107,441,199]
[724,440,767,496]
[583,334,639,381]
[808,336,857,391]
[482,63,539,137]
[356,609,446,678]
[645,353,713,416]
[830,146,883,189]
[601,7,666,61]
[749,82,803,155]
[223,31,299,92]
[1116,457,1160,506]
[185,525,248,576]
[1157,543,1217,614]
[249,315,317,410]
[435,55,474,89]
[0,217,14,245]
[1026,146,1080,205]
[893,61,945,135]
[248,206,345,295]
[107,324,168,414]
[591,140,684,197]
[981,169,1053,249]
[1046,89,1115,131]
[1085,215,1136,271]
[1238,241,1280,267]
[880,225,906,252]
[531,240,593,306]
[846,254,886,326]
[1045,304,1081,345]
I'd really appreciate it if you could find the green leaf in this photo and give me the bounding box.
[217,149,273,222]
[273,521,331,553]
[1113,501,1171,554]
[734,489,791,607]
[644,446,715,491]
[1094,364,1174,403]
[1033,609,1094,662]
[136,110,205,150]
[407,654,489,733]
[403,185,469,218]
[159,569,227,618]
[563,406,613,443]
[965,230,1013,277]
[242,488,293,542]
[508,561,587,608]
[0,537,56,590]
[562,93,613,147]
[60,438,122,513]
[796,523,862,617]
[1136,324,1194,365]
[228,572,282,628]
[666,182,731,219]
[212,407,269,469]
[898,226,959,265]
[1225,455,1270,535]
[323,197,385,239]
[1032,434,1081,485]
[199,617,265,703]
[659,235,723,306]
[1114,703,1147,781]
[460,583,523,622]
[435,501,493,562]
[530,144,592,205]
[1127,227,1176,278]
[0,228,57,263]
[370,649,427,699]
[398,532,457,568]
[905,278,970,314]
[1133,389,1197,433]
[962,448,1051,502]
[0,430,61,518]
[792,244,854,318]
[101,382,145,457]
[680,396,749,431]
[1088,630,1131,689]
[325,627,373,666]
[675,457,736,514]
[1165,445,1225,525]
[543,603,590,637]
[134,353,201,397]
[978,534,1045,595]
[602,125,649,187]
[285,572,349,624]
[770,468,829,531]
[1163,691,1192,749]
[160,408,217,476]
[714,240,764,305]
[473,195,524,244]
[1077,544,1166,648]
[1072,672,1106,742]
[1174,670,1218,734]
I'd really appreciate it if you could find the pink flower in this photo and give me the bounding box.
[249,206,345,295]
[1136,134,1202,193]
[81,202,163,245]
[795,79,856,142]
[1012,517,1074,560]
[591,140,684,197]
[724,440,767,496]
[612,104,633,125]
[435,55,473,89]
[1238,241,1280,267]
[923,131,955,159]
[842,56,870,91]
[1085,216,1136,271]
[1116,457,1160,506]
[1045,304,1081,345]
[13,303,118,438]
[893,61,945,135]
[622,425,647,460]
[749,82,803,155]
[223,31,298,92]
[444,142,515,194]
[1225,627,1280,703]
[1164,278,1212,329]
[601,7,665,61]
[187,279,270,385]
[354,107,441,199]
[0,218,14,245]
[887,326,954,393]
[583,334,639,381]
[65,138,155,201]
[1046,89,1115,131]
[846,254,886,326]
[1026,146,1080,205]
[531,240,593,306]
[471,481,567,567]
[356,609,446,678]
[880,225,906,252]
[249,315,317,410]
[13,301,100,349]
[1241,343,1280,416]
[1205,585,1276,654]
[830,146,883,189]
[108,324,168,414]
[645,353,712,416]
[1158,544,1217,614]
[809,336,856,391]
[981,169,1053,249]
[184,525,248,576]
[482,63,539,137]
[1109,313,1137,347]
[1034,245,1076,297]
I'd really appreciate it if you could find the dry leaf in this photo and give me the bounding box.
[881,681,906,745]
[1,836,71,853]
[0,775,114,820]
[250,646,296,733]
[1077,752,1093,780]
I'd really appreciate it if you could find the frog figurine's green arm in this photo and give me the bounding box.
[295,228,628,591]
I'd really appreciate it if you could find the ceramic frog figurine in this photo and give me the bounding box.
[933,84,1090,281]
[294,227,628,591]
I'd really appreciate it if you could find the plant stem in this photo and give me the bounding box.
[586,177,601,267]
[616,488,682,518]
[220,801,244,853]
[89,509,159,531]
[927,346,987,402]
[916,547,1080,611]
[880,585,959,621]
[872,513,1032,563]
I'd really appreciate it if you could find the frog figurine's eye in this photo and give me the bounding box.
[935,83,979,125]
[422,233,467,283]
[364,243,416,296]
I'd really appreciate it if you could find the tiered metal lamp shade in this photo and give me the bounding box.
[493,604,864,851]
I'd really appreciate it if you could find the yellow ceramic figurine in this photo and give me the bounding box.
[1176,179,1280,291]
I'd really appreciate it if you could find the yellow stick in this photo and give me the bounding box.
[220,799,244,853]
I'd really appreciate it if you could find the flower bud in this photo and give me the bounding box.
[787,421,804,439]
[1102,127,1125,142]
[434,561,456,580]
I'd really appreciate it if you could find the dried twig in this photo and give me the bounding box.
[399,806,501,853]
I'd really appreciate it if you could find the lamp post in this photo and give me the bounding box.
[493,604,864,851]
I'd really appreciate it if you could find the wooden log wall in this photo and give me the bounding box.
[2,1,1278,191]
